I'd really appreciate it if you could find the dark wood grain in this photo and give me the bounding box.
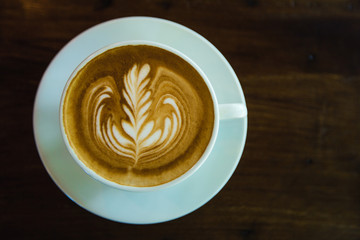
[1,0,359,239]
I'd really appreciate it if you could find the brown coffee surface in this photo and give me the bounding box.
[62,45,214,187]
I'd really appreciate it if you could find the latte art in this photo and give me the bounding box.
[86,63,188,167]
[62,45,214,187]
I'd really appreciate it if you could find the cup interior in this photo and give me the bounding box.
[60,40,220,191]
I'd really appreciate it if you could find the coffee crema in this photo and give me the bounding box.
[62,45,214,187]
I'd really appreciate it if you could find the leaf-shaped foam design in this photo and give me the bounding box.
[88,64,184,166]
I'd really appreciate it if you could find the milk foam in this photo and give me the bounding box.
[85,63,186,166]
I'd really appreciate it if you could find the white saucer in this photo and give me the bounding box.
[33,17,247,224]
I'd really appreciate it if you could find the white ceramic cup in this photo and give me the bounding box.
[60,40,247,192]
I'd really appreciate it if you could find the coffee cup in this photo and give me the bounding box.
[60,40,247,191]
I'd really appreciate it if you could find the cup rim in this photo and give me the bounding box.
[59,40,219,192]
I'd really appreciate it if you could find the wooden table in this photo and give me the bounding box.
[1,0,359,239]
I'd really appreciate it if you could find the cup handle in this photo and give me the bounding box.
[219,103,247,120]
